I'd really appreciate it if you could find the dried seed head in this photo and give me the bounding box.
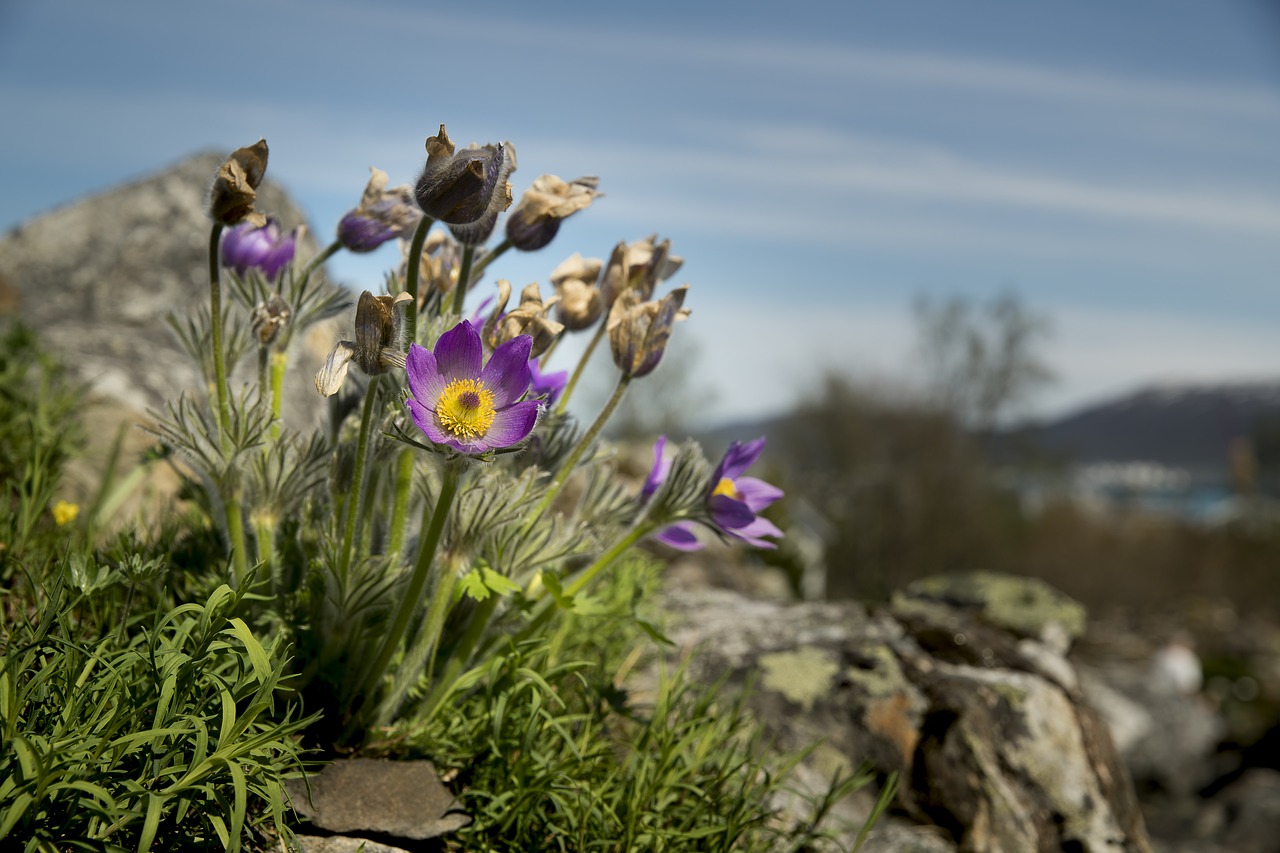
[314,290,412,396]
[505,174,601,252]
[209,139,269,227]
[250,293,292,346]
[337,166,423,252]
[607,285,690,378]
[481,280,564,359]
[414,124,517,226]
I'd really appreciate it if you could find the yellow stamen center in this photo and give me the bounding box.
[712,477,741,500]
[436,378,496,440]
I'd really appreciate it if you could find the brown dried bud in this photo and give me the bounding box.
[314,290,412,396]
[607,285,690,378]
[481,280,564,359]
[250,293,291,346]
[550,253,605,331]
[505,174,601,251]
[209,139,269,227]
[414,124,516,226]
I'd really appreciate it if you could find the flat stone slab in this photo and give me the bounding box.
[288,758,470,840]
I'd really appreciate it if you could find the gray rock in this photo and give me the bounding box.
[0,151,340,430]
[655,571,1153,853]
[287,758,469,841]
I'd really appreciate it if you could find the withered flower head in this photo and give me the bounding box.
[337,167,423,252]
[399,230,462,295]
[414,124,516,226]
[599,235,684,307]
[505,175,601,252]
[250,293,292,346]
[209,139,269,227]
[315,290,413,396]
[607,285,690,379]
[481,280,564,359]
[549,252,604,331]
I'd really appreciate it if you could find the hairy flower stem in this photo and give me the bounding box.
[253,515,277,593]
[295,239,341,298]
[420,592,497,721]
[449,245,476,318]
[530,373,632,522]
[556,320,607,414]
[377,551,463,725]
[337,374,381,580]
[208,223,248,585]
[387,448,415,558]
[469,238,511,283]
[403,216,435,346]
[358,463,463,732]
[269,351,287,438]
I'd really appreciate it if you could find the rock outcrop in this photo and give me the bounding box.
[655,569,1153,852]
[0,152,337,426]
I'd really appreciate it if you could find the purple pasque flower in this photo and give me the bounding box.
[221,217,298,281]
[405,320,540,454]
[646,436,784,551]
[337,167,422,253]
[529,359,568,406]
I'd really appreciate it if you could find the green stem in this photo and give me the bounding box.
[403,216,435,347]
[208,224,232,440]
[450,244,476,318]
[376,551,463,726]
[387,448,415,558]
[357,463,463,729]
[420,592,497,721]
[556,320,607,414]
[296,239,342,297]
[529,373,632,522]
[269,350,287,439]
[253,516,277,595]
[468,238,511,283]
[337,374,381,580]
[209,223,248,585]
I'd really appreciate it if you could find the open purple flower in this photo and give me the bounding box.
[529,359,568,406]
[221,217,298,281]
[405,320,540,454]
[646,436,784,551]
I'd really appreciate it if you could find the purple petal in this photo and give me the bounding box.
[406,342,446,406]
[433,320,484,382]
[654,522,703,551]
[479,335,533,407]
[729,516,784,549]
[734,476,784,512]
[641,435,669,502]
[713,437,767,483]
[708,495,758,532]
[406,397,449,445]
[479,400,541,449]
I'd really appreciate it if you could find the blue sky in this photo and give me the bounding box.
[2,0,1279,426]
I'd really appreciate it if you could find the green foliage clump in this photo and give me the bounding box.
[0,580,310,851]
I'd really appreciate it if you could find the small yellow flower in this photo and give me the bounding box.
[52,500,80,526]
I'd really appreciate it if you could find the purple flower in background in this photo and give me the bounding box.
[221,217,298,281]
[529,359,568,406]
[646,436,784,551]
[405,320,539,454]
[337,167,422,253]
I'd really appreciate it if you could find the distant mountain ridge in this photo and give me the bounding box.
[1008,380,1280,477]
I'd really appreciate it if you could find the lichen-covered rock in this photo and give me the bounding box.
[0,152,336,427]
[654,571,1152,853]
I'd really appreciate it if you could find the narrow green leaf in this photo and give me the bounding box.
[225,618,271,683]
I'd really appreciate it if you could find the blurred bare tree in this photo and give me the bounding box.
[913,291,1055,434]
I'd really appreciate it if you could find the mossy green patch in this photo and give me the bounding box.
[759,647,839,712]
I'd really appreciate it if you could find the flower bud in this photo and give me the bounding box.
[481,280,564,359]
[550,253,604,331]
[250,293,292,346]
[607,285,690,378]
[337,167,422,252]
[414,124,516,225]
[315,290,412,396]
[505,175,600,252]
[220,217,301,281]
[209,139,269,227]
